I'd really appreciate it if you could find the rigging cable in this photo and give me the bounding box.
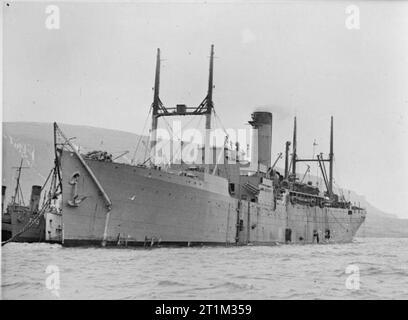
[40,167,54,192]
[132,105,152,164]
[213,109,230,142]
[166,115,204,166]
[141,113,205,167]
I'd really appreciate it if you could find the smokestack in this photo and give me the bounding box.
[29,185,42,213]
[2,186,6,214]
[248,112,273,171]
[250,127,258,171]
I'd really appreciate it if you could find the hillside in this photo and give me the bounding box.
[2,121,408,238]
[2,122,148,205]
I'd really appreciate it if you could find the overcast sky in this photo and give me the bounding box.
[3,1,408,218]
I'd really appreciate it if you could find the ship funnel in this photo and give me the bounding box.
[2,186,6,214]
[249,112,273,171]
[29,185,42,213]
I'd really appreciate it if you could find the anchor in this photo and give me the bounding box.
[67,172,87,207]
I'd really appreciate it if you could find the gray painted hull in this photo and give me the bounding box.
[8,205,45,243]
[60,150,366,247]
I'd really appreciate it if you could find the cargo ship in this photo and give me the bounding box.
[1,160,45,243]
[1,160,63,244]
[47,45,366,247]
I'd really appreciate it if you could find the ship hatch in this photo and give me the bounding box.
[285,228,292,242]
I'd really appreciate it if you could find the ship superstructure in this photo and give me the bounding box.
[45,45,366,247]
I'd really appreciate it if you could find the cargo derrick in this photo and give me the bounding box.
[238,111,352,211]
[268,116,352,210]
[150,45,215,169]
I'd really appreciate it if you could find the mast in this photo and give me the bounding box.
[317,153,330,193]
[150,48,161,160]
[292,116,297,179]
[204,44,214,166]
[146,45,216,167]
[283,117,334,198]
[284,141,291,179]
[11,159,27,205]
[328,116,334,198]
[206,44,214,122]
[153,48,161,110]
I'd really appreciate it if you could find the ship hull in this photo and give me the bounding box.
[1,222,12,241]
[58,150,365,247]
[7,204,46,243]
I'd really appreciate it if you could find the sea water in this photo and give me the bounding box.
[1,237,407,299]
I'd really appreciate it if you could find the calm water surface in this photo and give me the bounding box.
[1,237,408,299]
